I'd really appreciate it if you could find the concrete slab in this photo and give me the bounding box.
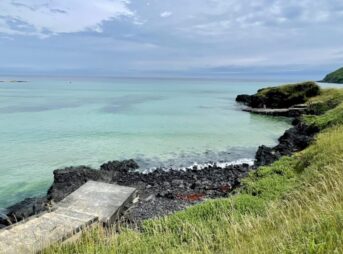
[0,181,137,254]
[243,106,305,116]
[0,211,97,254]
[57,181,137,225]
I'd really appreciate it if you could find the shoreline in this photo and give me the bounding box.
[0,82,321,228]
[0,116,316,229]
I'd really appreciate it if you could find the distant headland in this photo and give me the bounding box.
[322,67,343,84]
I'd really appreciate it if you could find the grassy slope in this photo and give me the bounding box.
[46,88,343,254]
[257,81,319,98]
[323,67,343,84]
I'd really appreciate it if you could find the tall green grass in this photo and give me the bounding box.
[304,89,343,129]
[46,89,343,254]
[306,88,343,115]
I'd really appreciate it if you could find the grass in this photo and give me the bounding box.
[306,88,343,115]
[45,88,343,254]
[257,81,319,98]
[304,89,343,129]
[250,81,320,108]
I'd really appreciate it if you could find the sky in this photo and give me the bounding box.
[0,0,343,78]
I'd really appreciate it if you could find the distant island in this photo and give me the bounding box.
[322,67,343,84]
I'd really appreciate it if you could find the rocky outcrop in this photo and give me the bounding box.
[255,122,319,167]
[0,197,47,228]
[236,82,321,167]
[47,166,112,202]
[100,159,139,175]
[236,81,320,109]
[235,94,251,105]
[47,160,139,202]
[119,163,251,223]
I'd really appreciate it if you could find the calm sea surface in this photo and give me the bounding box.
[0,77,296,209]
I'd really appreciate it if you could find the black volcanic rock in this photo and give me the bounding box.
[235,94,251,105]
[236,81,320,109]
[100,159,139,174]
[255,123,319,167]
[1,157,254,226]
[47,166,112,202]
[255,145,279,167]
[0,197,47,227]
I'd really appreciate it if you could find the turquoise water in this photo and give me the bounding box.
[0,78,293,209]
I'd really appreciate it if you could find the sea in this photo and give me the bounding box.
[1,76,315,209]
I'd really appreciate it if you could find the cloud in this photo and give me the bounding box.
[160,11,173,18]
[0,0,135,36]
[1,0,343,76]
[182,0,343,35]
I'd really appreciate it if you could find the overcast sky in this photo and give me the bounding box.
[0,0,343,78]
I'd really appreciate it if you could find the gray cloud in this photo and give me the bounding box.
[0,0,343,76]
[0,0,134,36]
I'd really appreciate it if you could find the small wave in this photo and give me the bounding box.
[180,158,254,171]
[141,158,254,174]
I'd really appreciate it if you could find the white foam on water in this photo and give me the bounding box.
[141,158,254,174]
[180,158,254,171]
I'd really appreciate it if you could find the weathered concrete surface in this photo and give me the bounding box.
[0,210,97,254]
[242,104,307,116]
[57,181,137,225]
[0,181,136,254]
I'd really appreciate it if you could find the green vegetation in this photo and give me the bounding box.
[322,67,343,84]
[250,81,320,108]
[257,81,319,98]
[306,88,343,115]
[304,89,343,129]
[46,87,343,254]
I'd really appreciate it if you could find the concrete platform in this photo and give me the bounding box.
[243,104,307,116]
[0,181,136,254]
[57,181,137,225]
